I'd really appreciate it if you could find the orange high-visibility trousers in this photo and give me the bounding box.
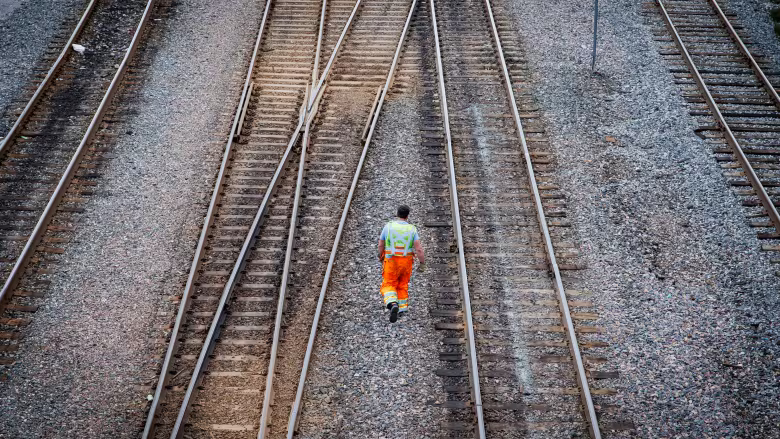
[380,255,414,311]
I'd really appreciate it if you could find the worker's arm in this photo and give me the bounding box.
[414,239,425,264]
[378,239,385,263]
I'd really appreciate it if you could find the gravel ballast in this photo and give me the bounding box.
[502,0,780,436]
[0,0,85,133]
[727,0,780,68]
[0,0,263,436]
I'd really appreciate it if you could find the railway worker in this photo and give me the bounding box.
[378,205,426,323]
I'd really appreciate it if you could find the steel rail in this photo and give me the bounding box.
[313,0,327,84]
[257,2,363,436]
[0,0,99,157]
[657,0,780,231]
[708,0,780,112]
[141,2,274,436]
[284,1,418,436]
[481,0,602,436]
[157,2,362,437]
[167,86,317,439]
[428,0,486,436]
[167,4,359,438]
[308,0,362,109]
[0,0,159,315]
[257,83,313,439]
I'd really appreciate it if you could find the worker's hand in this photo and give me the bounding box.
[418,262,426,273]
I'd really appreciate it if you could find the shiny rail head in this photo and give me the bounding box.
[141,1,274,438]
[428,0,487,436]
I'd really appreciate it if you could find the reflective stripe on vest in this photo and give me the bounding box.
[384,221,417,257]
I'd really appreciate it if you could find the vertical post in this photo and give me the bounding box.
[591,0,599,70]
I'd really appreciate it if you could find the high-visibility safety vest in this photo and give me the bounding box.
[384,221,417,257]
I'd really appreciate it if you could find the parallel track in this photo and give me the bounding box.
[651,0,780,270]
[423,0,632,436]
[0,0,159,365]
[144,0,416,437]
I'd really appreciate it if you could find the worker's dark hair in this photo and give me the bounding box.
[397,205,410,219]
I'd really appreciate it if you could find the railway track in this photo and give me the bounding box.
[143,0,416,437]
[147,0,642,436]
[419,0,635,436]
[649,0,780,272]
[0,0,161,365]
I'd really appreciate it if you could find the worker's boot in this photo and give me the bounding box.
[389,302,399,323]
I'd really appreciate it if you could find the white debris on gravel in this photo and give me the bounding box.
[0,0,263,436]
[502,0,780,437]
[0,0,84,133]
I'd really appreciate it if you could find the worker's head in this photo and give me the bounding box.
[397,205,410,220]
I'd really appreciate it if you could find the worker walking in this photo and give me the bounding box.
[378,205,425,323]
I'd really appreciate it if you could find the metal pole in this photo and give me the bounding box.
[591,0,599,70]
